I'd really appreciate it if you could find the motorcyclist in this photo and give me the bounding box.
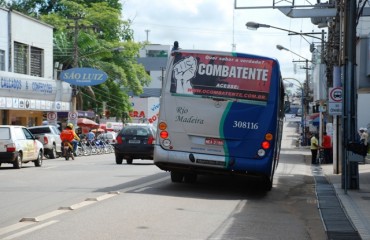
[60,123,80,156]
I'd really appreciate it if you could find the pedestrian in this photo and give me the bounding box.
[310,133,319,164]
[322,131,332,163]
[358,127,369,146]
[87,129,95,141]
[358,127,369,156]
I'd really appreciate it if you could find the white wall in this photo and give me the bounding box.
[11,11,53,79]
[357,92,370,131]
[0,8,9,71]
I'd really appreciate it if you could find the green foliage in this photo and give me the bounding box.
[5,0,151,121]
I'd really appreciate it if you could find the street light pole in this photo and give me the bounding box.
[246,21,323,41]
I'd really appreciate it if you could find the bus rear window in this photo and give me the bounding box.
[169,52,274,102]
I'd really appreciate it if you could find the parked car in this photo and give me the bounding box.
[28,125,62,159]
[0,125,44,169]
[114,124,156,164]
[97,132,117,144]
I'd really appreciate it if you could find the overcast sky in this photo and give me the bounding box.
[123,0,325,89]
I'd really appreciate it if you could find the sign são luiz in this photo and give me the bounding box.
[60,68,108,86]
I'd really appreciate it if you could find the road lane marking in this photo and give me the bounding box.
[0,222,35,236]
[3,220,58,240]
[0,175,169,238]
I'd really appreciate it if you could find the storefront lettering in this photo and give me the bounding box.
[32,82,53,94]
[1,77,21,90]
[151,103,160,111]
[62,72,104,81]
[129,111,145,118]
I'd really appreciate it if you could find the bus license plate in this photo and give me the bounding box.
[205,138,223,146]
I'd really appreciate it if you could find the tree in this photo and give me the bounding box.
[5,0,150,121]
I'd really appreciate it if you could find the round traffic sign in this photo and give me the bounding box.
[329,87,342,102]
[68,111,78,120]
[47,112,57,121]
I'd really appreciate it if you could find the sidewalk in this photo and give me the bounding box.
[283,121,370,239]
[321,159,370,240]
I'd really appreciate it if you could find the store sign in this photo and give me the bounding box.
[60,68,108,86]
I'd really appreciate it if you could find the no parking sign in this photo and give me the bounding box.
[328,87,342,115]
[47,111,57,125]
[68,111,78,127]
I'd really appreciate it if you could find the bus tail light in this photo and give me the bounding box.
[257,133,273,157]
[160,131,168,139]
[158,121,172,148]
[262,141,270,149]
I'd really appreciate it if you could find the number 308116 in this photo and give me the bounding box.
[232,121,259,129]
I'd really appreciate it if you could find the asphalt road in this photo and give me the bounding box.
[0,133,326,239]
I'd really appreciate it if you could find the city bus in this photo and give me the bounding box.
[154,49,285,190]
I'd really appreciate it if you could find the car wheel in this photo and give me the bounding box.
[34,151,43,167]
[126,158,133,164]
[49,145,57,159]
[13,152,22,169]
[171,171,184,183]
[115,156,123,164]
[184,173,197,184]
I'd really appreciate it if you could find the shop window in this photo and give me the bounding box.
[31,47,43,77]
[14,42,28,74]
[0,50,5,71]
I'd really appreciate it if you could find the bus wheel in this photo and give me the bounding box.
[171,171,184,183]
[184,173,197,183]
[263,177,273,191]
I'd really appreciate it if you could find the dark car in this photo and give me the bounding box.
[114,124,156,164]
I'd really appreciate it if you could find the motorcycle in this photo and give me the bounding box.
[62,141,74,160]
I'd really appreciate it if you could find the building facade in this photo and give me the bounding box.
[129,44,170,125]
[0,8,72,126]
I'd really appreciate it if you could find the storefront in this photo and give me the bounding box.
[0,71,72,126]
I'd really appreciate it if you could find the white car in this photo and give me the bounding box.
[0,125,44,169]
[28,125,62,159]
[97,132,117,144]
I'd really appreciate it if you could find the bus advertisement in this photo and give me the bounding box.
[154,49,285,191]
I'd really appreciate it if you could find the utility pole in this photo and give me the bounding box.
[342,0,358,191]
[71,17,81,120]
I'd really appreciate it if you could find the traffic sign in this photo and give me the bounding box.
[68,111,78,120]
[329,87,342,103]
[47,112,57,121]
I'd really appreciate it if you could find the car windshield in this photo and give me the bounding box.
[0,127,11,140]
[122,127,149,136]
[28,127,51,134]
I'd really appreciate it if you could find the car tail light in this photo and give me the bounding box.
[116,136,122,144]
[6,143,16,152]
[44,136,48,144]
[148,136,155,144]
